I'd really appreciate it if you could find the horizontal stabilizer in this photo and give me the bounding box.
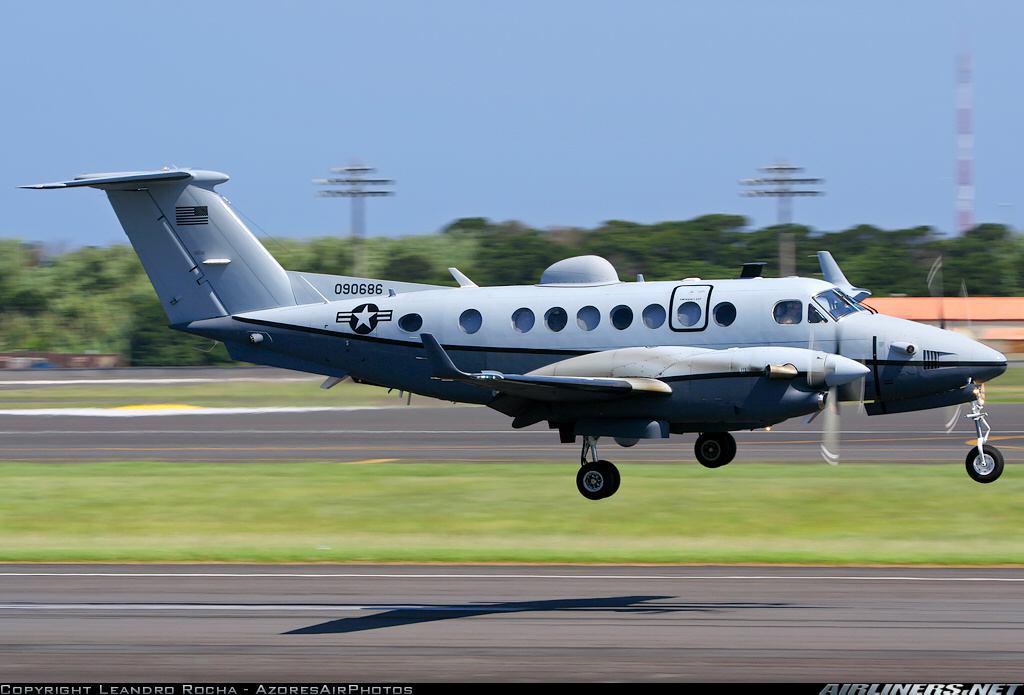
[420,333,671,402]
[20,170,196,190]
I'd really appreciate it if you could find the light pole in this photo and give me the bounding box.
[314,164,395,277]
[740,162,824,225]
[740,162,824,276]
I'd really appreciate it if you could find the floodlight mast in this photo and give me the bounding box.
[740,162,824,276]
[314,164,395,277]
[739,162,823,225]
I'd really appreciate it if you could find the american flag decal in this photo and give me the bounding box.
[175,206,209,226]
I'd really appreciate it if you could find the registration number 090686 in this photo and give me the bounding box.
[334,283,384,295]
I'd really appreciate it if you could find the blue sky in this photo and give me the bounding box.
[3,1,1022,245]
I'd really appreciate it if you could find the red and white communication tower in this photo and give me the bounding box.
[955,51,974,234]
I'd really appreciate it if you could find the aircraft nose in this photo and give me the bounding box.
[969,340,1007,383]
[824,354,871,387]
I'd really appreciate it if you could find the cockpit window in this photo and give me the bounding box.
[808,304,827,324]
[837,289,872,313]
[773,300,803,325]
[814,289,862,320]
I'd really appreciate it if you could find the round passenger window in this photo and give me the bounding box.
[773,300,803,325]
[512,307,535,333]
[576,305,600,331]
[545,307,567,332]
[676,301,702,328]
[459,308,482,334]
[398,313,423,332]
[611,305,633,330]
[642,303,666,329]
[713,302,736,327]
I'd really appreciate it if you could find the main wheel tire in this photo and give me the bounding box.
[576,460,620,500]
[965,444,1004,484]
[695,432,736,468]
[599,460,620,498]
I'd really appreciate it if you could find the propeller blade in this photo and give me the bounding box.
[960,279,973,338]
[944,403,963,433]
[926,255,943,294]
[927,255,945,329]
[819,386,841,465]
[928,280,970,433]
[806,324,826,388]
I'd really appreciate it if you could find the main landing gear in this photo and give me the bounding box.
[965,398,1004,483]
[694,432,736,468]
[577,436,620,500]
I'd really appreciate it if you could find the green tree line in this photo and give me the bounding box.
[0,217,1019,365]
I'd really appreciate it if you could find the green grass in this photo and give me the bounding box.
[986,365,1024,403]
[1,461,1022,565]
[0,380,412,409]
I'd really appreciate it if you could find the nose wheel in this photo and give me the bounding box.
[966,445,1004,483]
[694,432,737,468]
[964,397,1004,483]
[577,437,621,500]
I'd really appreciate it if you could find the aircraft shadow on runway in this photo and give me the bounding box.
[285,595,798,635]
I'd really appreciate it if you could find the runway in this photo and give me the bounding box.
[0,564,1021,681]
[0,402,1020,463]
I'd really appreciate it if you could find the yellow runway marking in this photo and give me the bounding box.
[964,435,1024,445]
[111,404,203,411]
[342,458,399,464]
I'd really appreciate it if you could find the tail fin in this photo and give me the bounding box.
[22,169,295,324]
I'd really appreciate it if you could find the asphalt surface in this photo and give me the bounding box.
[0,564,1022,681]
[1,373,1021,681]
[0,402,1020,464]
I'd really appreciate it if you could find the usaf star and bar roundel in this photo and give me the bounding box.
[336,303,393,334]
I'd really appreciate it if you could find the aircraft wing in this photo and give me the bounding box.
[420,334,671,402]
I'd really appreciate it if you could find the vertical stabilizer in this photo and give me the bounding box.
[22,169,295,324]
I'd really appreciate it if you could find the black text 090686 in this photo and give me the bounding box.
[335,283,384,295]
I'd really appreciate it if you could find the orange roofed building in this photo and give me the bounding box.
[865,297,1024,354]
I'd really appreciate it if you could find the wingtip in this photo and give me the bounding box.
[18,183,66,190]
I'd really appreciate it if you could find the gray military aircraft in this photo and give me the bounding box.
[23,168,1009,499]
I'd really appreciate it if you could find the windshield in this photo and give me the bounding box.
[813,289,862,320]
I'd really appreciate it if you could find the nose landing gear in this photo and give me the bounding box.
[965,397,1004,483]
[576,436,620,500]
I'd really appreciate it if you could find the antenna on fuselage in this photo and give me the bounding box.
[448,267,478,288]
[739,262,766,279]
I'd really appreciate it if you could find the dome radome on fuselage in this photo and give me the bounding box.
[539,255,620,286]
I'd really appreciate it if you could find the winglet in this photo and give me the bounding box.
[448,267,477,288]
[817,251,871,301]
[420,333,468,379]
